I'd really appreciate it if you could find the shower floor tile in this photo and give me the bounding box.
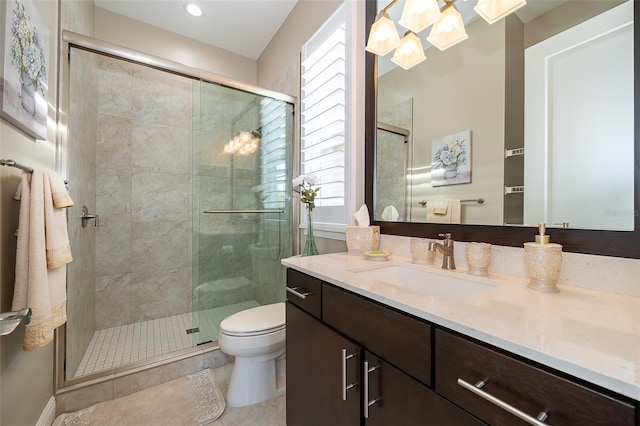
[73,300,260,378]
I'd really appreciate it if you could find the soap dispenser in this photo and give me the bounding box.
[523,224,563,293]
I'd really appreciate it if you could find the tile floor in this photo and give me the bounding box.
[208,363,286,426]
[74,301,259,378]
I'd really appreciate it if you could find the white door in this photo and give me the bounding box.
[524,1,634,230]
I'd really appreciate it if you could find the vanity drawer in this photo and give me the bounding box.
[435,330,636,426]
[323,284,432,386]
[286,269,322,319]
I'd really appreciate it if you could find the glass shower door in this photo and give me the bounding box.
[191,80,293,345]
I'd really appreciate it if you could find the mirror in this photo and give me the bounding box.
[364,0,639,258]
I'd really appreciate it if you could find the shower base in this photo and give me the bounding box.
[73,300,259,378]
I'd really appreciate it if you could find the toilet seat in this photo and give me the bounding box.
[220,302,285,337]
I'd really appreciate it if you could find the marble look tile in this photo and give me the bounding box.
[130,221,191,273]
[131,171,190,222]
[56,380,114,415]
[69,83,98,162]
[203,349,233,371]
[95,274,132,329]
[131,122,191,174]
[96,222,131,276]
[97,58,133,117]
[130,268,192,322]
[112,354,203,398]
[130,68,192,128]
[96,168,131,222]
[96,114,132,170]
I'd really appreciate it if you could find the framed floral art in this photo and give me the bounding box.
[431,130,472,187]
[1,0,49,140]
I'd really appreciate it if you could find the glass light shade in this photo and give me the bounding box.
[398,0,441,33]
[427,6,468,51]
[365,12,401,56]
[475,0,527,25]
[391,32,427,70]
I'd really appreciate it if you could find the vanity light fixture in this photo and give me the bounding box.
[184,3,203,17]
[392,31,427,70]
[366,0,526,69]
[399,0,441,33]
[427,1,468,51]
[365,10,401,56]
[475,0,526,24]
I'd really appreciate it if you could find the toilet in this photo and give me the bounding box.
[218,302,286,407]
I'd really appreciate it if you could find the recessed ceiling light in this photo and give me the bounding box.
[184,3,203,17]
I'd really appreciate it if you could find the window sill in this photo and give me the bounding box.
[298,222,347,241]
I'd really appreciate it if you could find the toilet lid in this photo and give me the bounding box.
[220,302,285,336]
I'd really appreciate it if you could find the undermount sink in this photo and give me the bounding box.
[351,263,498,301]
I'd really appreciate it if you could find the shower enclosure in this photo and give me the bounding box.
[61,37,294,383]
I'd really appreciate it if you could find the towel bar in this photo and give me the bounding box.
[0,308,32,336]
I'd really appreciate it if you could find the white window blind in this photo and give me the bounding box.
[259,97,290,210]
[300,3,350,226]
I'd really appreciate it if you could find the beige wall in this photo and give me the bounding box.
[378,18,507,226]
[0,0,60,423]
[257,0,343,92]
[94,8,258,85]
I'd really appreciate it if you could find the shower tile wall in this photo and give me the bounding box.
[94,58,193,329]
[376,99,413,221]
[66,49,99,377]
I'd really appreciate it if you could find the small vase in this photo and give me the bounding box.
[20,69,36,116]
[444,164,458,179]
[302,208,319,256]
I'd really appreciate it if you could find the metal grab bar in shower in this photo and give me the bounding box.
[204,209,285,214]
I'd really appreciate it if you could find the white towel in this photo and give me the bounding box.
[381,205,399,221]
[432,199,449,215]
[13,170,74,350]
[426,199,461,224]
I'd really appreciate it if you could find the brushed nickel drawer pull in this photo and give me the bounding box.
[341,349,358,401]
[286,286,310,300]
[364,361,381,419]
[457,378,549,426]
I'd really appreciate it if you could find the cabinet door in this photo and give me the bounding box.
[286,303,361,426]
[364,351,485,426]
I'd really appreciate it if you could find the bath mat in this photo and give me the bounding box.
[53,369,225,426]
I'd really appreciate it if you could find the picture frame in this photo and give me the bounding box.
[0,0,50,140]
[431,130,472,187]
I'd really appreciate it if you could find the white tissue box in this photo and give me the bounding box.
[346,226,380,252]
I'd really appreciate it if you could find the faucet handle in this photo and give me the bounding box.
[438,233,452,240]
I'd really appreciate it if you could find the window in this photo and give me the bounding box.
[300,2,357,232]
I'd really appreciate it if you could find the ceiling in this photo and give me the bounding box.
[94,0,299,60]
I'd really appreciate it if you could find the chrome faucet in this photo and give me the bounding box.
[429,233,456,270]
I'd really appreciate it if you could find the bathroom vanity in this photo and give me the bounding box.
[283,253,639,426]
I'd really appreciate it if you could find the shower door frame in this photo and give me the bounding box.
[56,31,299,391]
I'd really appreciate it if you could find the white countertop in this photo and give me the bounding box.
[282,252,640,401]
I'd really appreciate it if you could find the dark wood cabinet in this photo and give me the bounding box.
[286,303,361,426]
[364,350,484,426]
[286,271,484,425]
[435,330,637,426]
[286,268,638,426]
[323,284,432,386]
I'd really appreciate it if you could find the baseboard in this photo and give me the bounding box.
[36,396,56,426]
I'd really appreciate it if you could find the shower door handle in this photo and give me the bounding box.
[81,205,99,228]
[0,308,32,336]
